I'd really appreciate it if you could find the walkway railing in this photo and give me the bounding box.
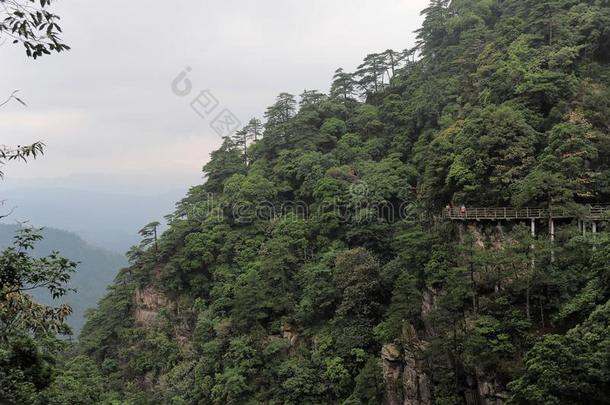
[442,206,610,221]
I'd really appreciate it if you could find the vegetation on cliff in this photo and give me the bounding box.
[72,1,610,404]
[3,0,610,404]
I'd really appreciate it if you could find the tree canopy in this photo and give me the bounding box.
[5,0,609,403]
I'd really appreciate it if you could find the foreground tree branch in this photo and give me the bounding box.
[0,0,69,58]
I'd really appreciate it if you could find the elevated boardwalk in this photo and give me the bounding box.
[442,206,610,221]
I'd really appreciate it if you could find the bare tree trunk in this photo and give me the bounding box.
[153,227,158,254]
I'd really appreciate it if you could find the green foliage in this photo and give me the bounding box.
[346,356,384,405]
[45,356,109,405]
[0,335,58,405]
[374,269,420,342]
[0,0,70,58]
[76,1,610,403]
[0,142,45,179]
[509,300,610,404]
[202,137,247,194]
[0,227,76,338]
[0,224,126,334]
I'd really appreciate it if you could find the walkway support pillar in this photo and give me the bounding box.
[550,218,555,263]
[531,218,536,237]
[530,218,536,275]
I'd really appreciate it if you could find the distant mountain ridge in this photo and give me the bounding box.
[0,223,127,334]
[0,186,187,252]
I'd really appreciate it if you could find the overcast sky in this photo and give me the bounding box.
[2,0,428,195]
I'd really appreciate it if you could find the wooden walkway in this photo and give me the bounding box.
[442,206,610,221]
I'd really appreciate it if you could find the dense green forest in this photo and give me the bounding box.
[0,224,125,333]
[3,0,610,404]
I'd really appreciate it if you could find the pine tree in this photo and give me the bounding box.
[330,68,357,102]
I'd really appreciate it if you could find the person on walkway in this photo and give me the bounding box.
[460,204,466,217]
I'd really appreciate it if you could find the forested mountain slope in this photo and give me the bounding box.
[77,1,610,403]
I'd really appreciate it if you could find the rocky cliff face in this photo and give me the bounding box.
[473,370,508,405]
[133,286,171,326]
[382,323,432,405]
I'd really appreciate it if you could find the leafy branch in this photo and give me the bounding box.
[0,141,45,178]
[0,0,70,58]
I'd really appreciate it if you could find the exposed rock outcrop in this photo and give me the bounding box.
[281,322,299,347]
[402,324,432,405]
[134,286,171,326]
[382,323,432,405]
[381,343,403,405]
[474,368,509,405]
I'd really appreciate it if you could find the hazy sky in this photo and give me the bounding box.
[2,0,428,194]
